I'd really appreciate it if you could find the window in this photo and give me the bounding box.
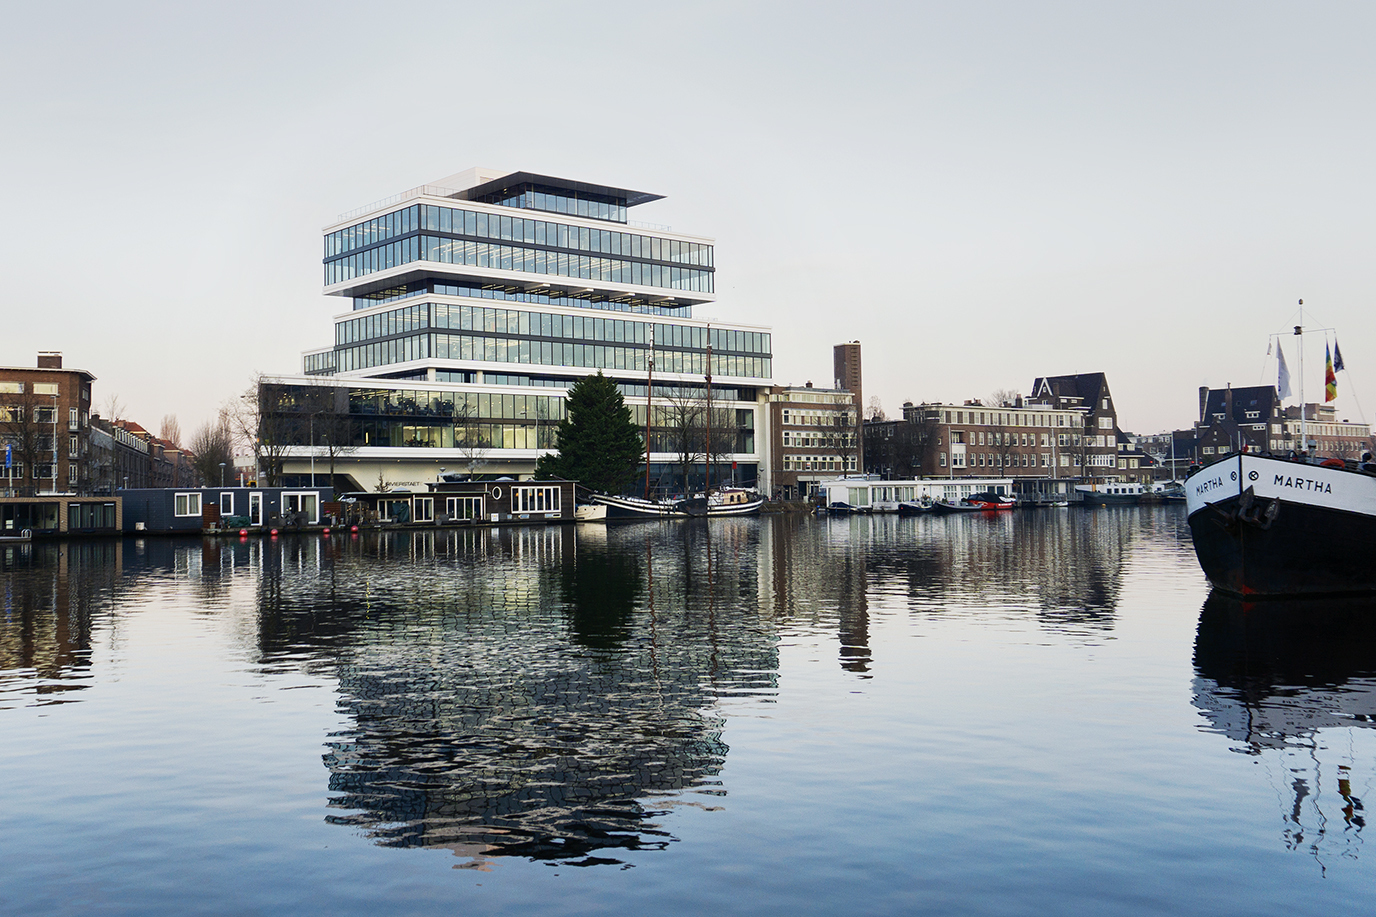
[513,486,560,514]
[0,382,22,393]
[33,383,58,396]
[68,463,79,484]
[282,492,318,524]
[175,492,202,516]
[447,496,483,520]
[413,497,434,522]
[34,407,56,425]
[69,408,79,430]
[220,493,234,515]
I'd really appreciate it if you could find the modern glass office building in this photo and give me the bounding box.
[263,168,772,493]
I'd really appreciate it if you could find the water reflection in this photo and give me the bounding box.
[798,508,1190,641]
[0,510,1187,870]
[0,540,121,708]
[1193,592,1376,864]
[246,525,781,868]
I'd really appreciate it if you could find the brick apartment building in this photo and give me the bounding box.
[0,353,95,495]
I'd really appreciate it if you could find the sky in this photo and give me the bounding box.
[4,1,1375,439]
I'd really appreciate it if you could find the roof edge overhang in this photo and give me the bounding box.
[452,171,664,208]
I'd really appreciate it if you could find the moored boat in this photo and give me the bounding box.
[929,499,984,515]
[1076,482,1150,505]
[964,491,1016,510]
[592,488,764,521]
[1185,452,1376,597]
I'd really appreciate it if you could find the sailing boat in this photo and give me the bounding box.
[593,325,764,520]
[1184,303,1376,596]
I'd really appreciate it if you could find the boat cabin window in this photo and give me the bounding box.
[447,496,483,520]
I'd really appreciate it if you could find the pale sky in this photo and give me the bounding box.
[4,1,1375,439]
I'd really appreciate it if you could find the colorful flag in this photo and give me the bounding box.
[1277,343,1292,400]
[1334,338,1345,372]
[1325,342,1337,402]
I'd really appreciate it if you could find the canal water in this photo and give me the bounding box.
[2,509,1372,915]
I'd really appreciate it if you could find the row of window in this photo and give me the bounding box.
[331,332,772,379]
[0,406,58,423]
[335,301,771,356]
[0,463,74,481]
[782,456,858,472]
[174,492,319,522]
[780,410,855,427]
[0,382,60,395]
[324,235,715,294]
[361,421,557,451]
[337,416,756,455]
[945,453,1062,469]
[936,408,1081,428]
[948,430,1116,449]
[782,431,856,448]
[353,281,694,317]
[327,204,711,267]
[274,385,569,424]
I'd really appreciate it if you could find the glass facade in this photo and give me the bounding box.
[324,203,714,294]
[320,300,771,380]
[285,171,770,488]
[477,184,628,223]
[263,382,755,456]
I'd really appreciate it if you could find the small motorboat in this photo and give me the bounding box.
[964,491,1016,510]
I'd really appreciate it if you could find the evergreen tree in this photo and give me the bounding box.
[535,372,644,494]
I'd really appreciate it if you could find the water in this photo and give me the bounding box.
[2,509,1372,915]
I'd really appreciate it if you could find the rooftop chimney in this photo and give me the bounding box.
[38,352,62,369]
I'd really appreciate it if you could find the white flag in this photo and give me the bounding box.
[1277,343,1292,400]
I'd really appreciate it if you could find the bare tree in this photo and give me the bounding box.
[159,414,182,448]
[704,404,739,487]
[832,404,860,475]
[226,376,295,487]
[990,424,1022,475]
[103,393,126,424]
[866,395,887,422]
[0,391,55,496]
[658,388,705,494]
[189,410,234,486]
[452,395,489,479]
[989,388,1021,409]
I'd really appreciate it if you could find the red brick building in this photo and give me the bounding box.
[0,353,95,495]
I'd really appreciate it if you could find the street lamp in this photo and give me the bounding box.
[219,462,226,487]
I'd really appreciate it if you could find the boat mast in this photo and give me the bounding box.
[704,323,712,496]
[645,327,654,500]
[1297,298,1306,456]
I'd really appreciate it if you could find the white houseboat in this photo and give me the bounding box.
[818,477,1015,513]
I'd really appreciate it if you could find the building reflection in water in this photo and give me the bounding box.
[244,524,780,868]
[1193,592,1375,866]
[762,508,1185,672]
[0,539,121,708]
[0,509,1182,867]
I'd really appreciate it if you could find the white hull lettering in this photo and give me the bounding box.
[1273,473,1333,494]
[1194,476,1226,496]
